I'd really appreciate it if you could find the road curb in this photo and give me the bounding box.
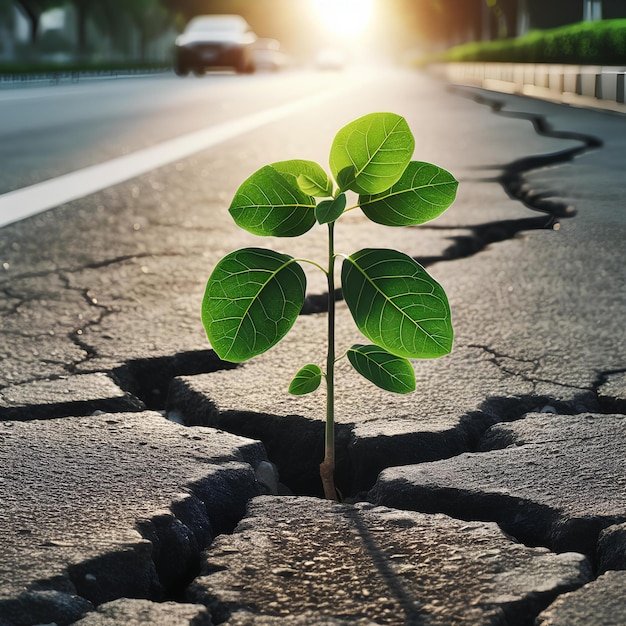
[431,62,626,114]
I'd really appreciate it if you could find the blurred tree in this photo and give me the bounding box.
[0,0,15,58]
[372,0,483,51]
[108,0,173,60]
[14,0,63,44]
[389,0,523,46]
[97,0,133,57]
[55,0,176,60]
[0,0,13,21]
[69,0,90,57]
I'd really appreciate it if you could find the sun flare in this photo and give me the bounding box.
[311,0,374,38]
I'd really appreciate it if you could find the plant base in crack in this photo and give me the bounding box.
[202,112,458,500]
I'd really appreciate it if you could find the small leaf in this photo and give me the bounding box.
[359,161,458,226]
[329,112,415,195]
[202,248,306,362]
[229,165,316,237]
[289,364,323,395]
[271,159,333,197]
[347,344,415,394]
[316,193,346,225]
[342,248,453,359]
[336,166,356,191]
[297,174,333,198]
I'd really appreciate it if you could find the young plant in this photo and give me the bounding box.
[201,112,457,500]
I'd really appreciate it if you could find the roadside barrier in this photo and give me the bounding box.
[0,67,171,88]
[432,62,626,113]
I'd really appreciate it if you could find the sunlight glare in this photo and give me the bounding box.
[311,0,374,38]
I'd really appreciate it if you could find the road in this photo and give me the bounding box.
[0,71,352,191]
[0,69,373,224]
[1,66,625,624]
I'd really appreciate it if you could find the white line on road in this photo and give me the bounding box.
[0,79,367,228]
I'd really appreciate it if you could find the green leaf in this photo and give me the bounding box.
[359,161,458,226]
[316,193,346,225]
[202,248,306,362]
[329,112,415,195]
[347,344,416,394]
[229,165,316,237]
[271,159,333,197]
[289,364,323,395]
[336,166,356,191]
[341,248,453,359]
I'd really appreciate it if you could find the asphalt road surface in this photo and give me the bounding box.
[1,65,626,624]
[0,63,624,390]
[0,69,373,224]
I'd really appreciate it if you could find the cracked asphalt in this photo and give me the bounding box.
[1,67,625,624]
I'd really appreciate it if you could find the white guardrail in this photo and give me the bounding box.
[432,62,626,113]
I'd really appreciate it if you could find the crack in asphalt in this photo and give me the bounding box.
[460,87,603,221]
[592,368,626,389]
[56,271,111,367]
[300,215,556,315]
[466,343,594,396]
[0,284,41,317]
[0,251,181,285]
[302,89,601,315]
[0,252,183,383]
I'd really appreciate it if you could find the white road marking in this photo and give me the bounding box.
[0,80,366,228]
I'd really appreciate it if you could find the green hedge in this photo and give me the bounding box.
[430,19,626,65]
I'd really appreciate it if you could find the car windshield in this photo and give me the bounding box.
[186,16,246,34]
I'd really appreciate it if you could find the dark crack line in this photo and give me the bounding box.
[301,215,555,315]
[467,342,542,390]
[1,373,59,392]
[0,251,182,284]
[110,350,238,411]
[454,87,603,220]
[592,367,626,415]
[67,310,113,366]
[1,285,40,316]
[592,367,626,389]
[302,90,598,316]
[1,252,172,367]
[1,251,186,380]
[56,272,114,368]
[467,343,593,394]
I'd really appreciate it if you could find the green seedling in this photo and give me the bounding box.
[202,112,457,499]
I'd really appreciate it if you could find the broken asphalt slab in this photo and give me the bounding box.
[369,412,626,562]
[0,411,267,626]
[597,371,626,414]
[70,598,211,626]
[536,570,626,626]
[597,522,626,572]
[0,372,144,420]
[167,306,594,497]
[186,496,591,625]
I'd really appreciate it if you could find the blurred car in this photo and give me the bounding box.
[253,38,288,71]
[174,15,257,76]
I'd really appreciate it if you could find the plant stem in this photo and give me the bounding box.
[320,221,338,501]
